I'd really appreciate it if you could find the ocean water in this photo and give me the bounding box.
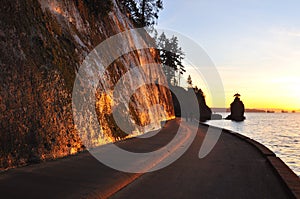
[205,112,300,177]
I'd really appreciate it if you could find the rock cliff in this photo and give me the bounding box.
[0,0,174,169]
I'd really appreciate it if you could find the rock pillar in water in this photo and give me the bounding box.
[226,93,245,121]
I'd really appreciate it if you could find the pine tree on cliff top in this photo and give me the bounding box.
[121,0,163,27]
[156,32,186,85]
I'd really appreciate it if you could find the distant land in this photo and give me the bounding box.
[211,108,299,113]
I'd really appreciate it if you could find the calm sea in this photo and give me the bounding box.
[205,112,300,177]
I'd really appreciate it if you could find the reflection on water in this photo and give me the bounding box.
[206,113,300,177]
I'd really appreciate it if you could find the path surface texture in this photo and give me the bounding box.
[0,119,296,199]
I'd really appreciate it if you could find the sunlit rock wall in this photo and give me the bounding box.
[0,0,174,169]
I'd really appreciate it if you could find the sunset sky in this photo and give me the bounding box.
[157,0,300,111]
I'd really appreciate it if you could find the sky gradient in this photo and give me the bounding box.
[157,0,300,111]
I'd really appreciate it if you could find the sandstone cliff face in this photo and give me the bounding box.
[0,0,174,169]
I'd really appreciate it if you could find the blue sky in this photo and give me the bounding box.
[157,0,300,110]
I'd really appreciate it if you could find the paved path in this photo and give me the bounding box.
[111,121,293,199]
[0,119,294,198]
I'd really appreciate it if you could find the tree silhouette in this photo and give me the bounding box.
[156,32,186,85]
[187,75,192,88]
[120,0,163,27]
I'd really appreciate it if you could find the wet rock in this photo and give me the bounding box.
[0,0,174,169]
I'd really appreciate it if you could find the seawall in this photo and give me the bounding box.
[1,119,299,198]
[201,122,300,199]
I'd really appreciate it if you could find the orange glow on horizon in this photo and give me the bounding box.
[205,93,300,112]
[189,72,300,112]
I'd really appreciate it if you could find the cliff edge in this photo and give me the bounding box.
[0,0,174,169]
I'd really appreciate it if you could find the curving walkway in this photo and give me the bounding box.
[0,119,297,198]
[111,121,295,199]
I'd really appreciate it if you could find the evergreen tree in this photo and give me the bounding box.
[120,0,163,27]
[157,32,186,85]
[187,75,192,88]
[139,0,163,27]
